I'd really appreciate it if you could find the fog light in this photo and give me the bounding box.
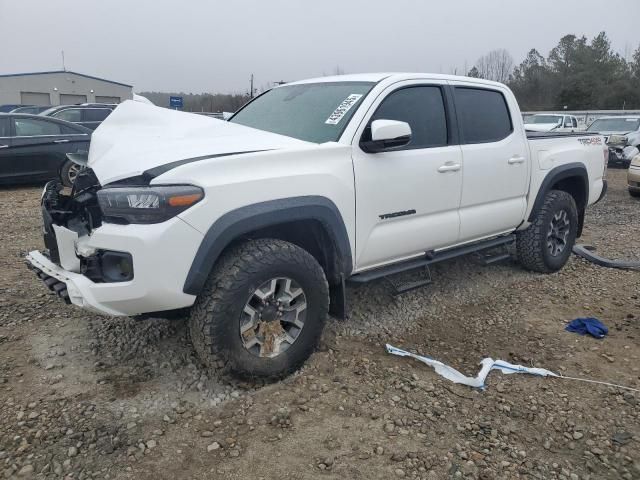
[100,251,134,282]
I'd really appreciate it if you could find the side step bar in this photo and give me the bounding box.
[348,234,515,285]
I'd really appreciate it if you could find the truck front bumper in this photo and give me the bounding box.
[26,217,203,316]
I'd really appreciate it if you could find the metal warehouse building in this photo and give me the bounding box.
[0,71,133,106]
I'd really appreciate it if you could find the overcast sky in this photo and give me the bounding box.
[1,0,639,94]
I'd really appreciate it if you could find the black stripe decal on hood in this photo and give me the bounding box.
[107,150,270,186]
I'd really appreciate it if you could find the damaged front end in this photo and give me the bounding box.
[607,135,639,167]
[28,168,135,305]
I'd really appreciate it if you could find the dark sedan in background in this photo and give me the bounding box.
[0,114,91,187]
[40,103,115,130]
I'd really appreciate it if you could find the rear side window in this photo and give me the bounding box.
[572,117,578,128]
[84,108,111,122]
[455,87,512,143]
[53,109,82,122]
[370,86,448,149]
[14,118,62,136]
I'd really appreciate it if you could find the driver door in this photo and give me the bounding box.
[351,82,463,271]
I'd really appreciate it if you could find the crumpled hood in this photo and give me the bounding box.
[88,100,311,184]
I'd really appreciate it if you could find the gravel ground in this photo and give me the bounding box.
[0,169,638,479]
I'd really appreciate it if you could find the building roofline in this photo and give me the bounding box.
[0,70,132,88]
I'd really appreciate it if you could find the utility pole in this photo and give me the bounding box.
[250,74,254,99]
[61,50,66,71]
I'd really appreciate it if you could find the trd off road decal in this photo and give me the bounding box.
[577,137,603,146]
[325,94,363,125]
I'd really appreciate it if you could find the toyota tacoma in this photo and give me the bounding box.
[26,73,608,379]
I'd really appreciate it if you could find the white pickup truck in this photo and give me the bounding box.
[27,73,608,379]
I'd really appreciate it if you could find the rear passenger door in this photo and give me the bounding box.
[451,83,529,243]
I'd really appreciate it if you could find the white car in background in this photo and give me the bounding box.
[524,114,579,133]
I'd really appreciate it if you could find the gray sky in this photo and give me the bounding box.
[1,0,639,94]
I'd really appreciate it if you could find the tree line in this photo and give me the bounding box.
[469,32,640,111]
[137,91,250,113]
[141,32,639,113]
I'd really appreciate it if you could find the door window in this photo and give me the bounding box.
[454,87,512,143]
[14,118,62,136]
[368,86,448,149]
[572,117,578,128]
[53,109,82,122]
[84,108,111,122]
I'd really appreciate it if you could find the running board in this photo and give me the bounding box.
[348,234,515,285]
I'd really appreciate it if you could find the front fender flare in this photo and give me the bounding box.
[182,196,352,296]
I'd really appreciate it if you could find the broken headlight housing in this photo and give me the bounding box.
[97,185,204,224]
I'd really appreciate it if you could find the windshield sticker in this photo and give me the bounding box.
[627,119,638,122]
[325,94,363,125]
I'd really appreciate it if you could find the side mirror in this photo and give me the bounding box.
[360,119,412,153]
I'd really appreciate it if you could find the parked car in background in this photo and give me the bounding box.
[524,114,579,132]
[10,105,52,114]
[586,116,640,167]
[0,104,29,113]
[627,153,640,197]
[0,114,91,187]
[40,104,116,130]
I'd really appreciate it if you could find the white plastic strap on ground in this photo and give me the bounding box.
[385,344,640,393]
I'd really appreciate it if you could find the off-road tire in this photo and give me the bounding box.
[517,190,578,273]
[188,238,329,380]
[629,189,640,198]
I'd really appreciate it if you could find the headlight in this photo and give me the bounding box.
[607,134,628,146]
[97,185,204,224]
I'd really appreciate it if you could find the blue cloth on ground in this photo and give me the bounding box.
[565,317,608,339]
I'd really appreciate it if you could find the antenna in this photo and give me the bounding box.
[61,50,66,71]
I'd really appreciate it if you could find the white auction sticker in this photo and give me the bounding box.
[325,94,363,125]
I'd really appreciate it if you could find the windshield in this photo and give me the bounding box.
[587,117,640,132]
[526,115,562,124]
[230,82,375,143]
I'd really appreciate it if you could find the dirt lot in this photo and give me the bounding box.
[1,169,638,480]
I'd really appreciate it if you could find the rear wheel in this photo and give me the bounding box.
[517,190,578,273]
[60,161,83,187]
[188,238,329,380]
[629,189,640,198]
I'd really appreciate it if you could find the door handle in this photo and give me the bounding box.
[508,156,525,164]
[437,163,461,173]
[54,139,70,144]
[0,145,8,149]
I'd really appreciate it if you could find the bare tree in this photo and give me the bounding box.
[472,49,514,83]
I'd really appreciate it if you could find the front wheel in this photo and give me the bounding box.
[629,189,640,198]
[188,238,329,380]
[517,190,578,273]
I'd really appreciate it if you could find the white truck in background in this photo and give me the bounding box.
[524,113,579,132]
[27,73,608,379]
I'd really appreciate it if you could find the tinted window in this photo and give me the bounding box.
[14,118,62,136]
[572,118,578,128]
[370,86,448,148]
[455,88,512,143]
[53,109,82,122]
[0,118,9,137]
[84,108,111,122]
